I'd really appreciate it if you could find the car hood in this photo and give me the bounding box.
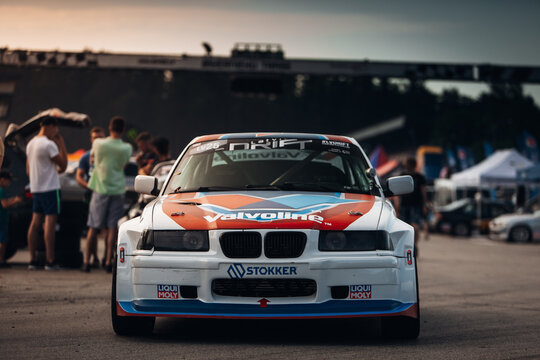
[492,213,537,224]
[151,191,383,231]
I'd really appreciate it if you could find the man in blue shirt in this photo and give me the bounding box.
[76,127,106,194]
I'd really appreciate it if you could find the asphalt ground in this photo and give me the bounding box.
[1,233,540,360]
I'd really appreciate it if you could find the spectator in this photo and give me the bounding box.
[83,116,132,272]
[396,157,428,255]
[76,126,106,193]
[0,170,24,268]
[26,117,68,270]
[135,132,157,175]
[152,137,171,165]
[76,126,105,268]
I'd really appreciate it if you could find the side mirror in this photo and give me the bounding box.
[386,175,414,196]
[134,175,159,196]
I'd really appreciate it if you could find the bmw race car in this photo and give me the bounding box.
[112,133,419,338]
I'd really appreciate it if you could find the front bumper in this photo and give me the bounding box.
[488,227,508,241]
[116,254,418,319]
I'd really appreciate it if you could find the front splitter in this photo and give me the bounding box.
[117,299,418,319]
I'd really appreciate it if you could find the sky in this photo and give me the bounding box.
[1,0,540,101]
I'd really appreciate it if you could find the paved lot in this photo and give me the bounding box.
[1,234,540,360]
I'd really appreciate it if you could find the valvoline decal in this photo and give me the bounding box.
[161,191,376,230]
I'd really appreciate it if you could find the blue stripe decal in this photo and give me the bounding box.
[119,300,414,318]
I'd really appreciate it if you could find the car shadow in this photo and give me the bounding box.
[133,316,421,346]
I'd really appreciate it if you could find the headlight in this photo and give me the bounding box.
[318,231,393,251]
[137,230,209,251]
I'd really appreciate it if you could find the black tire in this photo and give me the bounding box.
[452,222,470,237]
[111,261,155,336]
[381,258,420,339]
[508,226,532,243]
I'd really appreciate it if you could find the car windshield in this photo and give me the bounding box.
[164,138,374,195]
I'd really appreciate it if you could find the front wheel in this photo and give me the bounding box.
[111,261,155,336]
[508,226,531,243]
[452,222,470,237]
[381,315,420,339]
[381,257,420,339]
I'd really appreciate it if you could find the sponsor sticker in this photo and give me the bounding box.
[228,139,313,150]
[227,264,298,279]
[204,212,324,223]
[322,140,350,148]
[190,140,227,154]
[157,284,180,299]
[349,284,372,299]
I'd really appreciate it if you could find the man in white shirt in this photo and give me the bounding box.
[26,117,67,270]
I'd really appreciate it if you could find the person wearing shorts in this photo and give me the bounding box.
[83,116,132,272]
[26,117,68,270]
[396,157,427,256]
[76,126,106,267]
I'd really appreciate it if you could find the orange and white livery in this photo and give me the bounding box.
[112,133,419,339]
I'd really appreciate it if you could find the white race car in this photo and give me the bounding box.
[112,133,419,338]
[489,210,540,242]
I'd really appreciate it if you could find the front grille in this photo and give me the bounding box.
[212,279,317,297]
[220,232,262,258]
[264,232,307,258]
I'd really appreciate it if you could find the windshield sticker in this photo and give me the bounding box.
[189,138,360,157]
[190,140,227,154]
[212,150,309,165]
[228,139,313,150]
[322,140,350,148]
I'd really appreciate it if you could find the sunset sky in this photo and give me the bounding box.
[2,0,540,101]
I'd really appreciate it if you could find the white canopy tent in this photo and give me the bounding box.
[451,149,533,187]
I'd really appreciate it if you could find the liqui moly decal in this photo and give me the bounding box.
[157,285,179,299]
[349,285,372,299]
[204,211,324,223]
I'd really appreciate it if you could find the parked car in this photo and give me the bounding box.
[112,133,420,339]
[430,198,513,236]
[2,109,91,266]
[489,210,540,242]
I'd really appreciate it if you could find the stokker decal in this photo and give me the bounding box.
[227,264,298,279]
[349,285,372,299]
[162,192,376,230]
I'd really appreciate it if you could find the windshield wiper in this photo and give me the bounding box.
[171,186,244,194]
[244,184,282,190]
[173,201,202,205]
[278,182,343,192]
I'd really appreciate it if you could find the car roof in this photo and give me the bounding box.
[191,132,355,145]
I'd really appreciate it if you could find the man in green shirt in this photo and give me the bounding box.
[83,116,132,272]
